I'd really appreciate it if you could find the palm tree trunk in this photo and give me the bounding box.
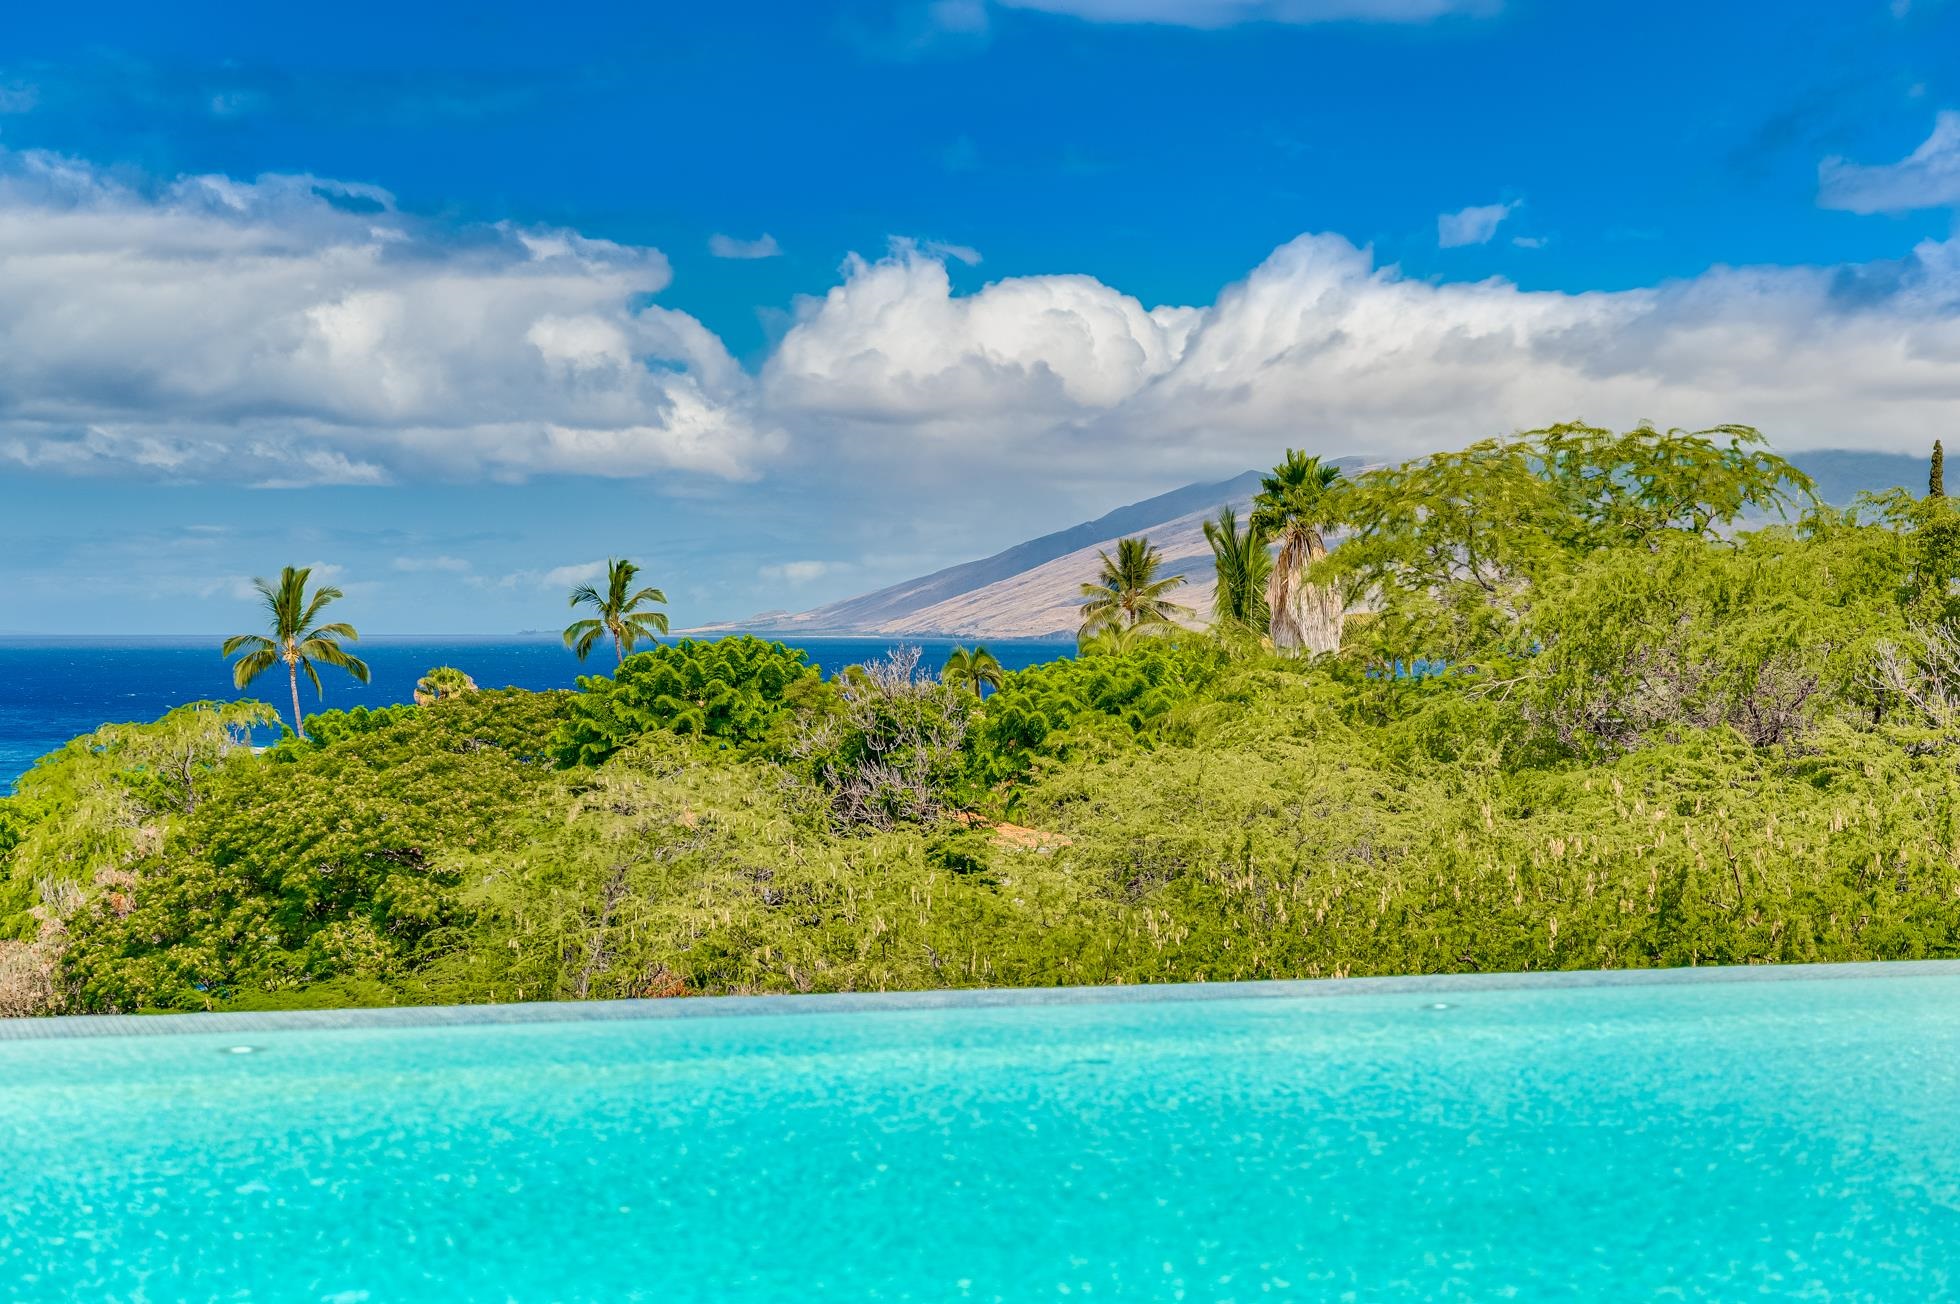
[288,662,304,735]
[1268,531,1344,655]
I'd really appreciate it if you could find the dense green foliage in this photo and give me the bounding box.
[7,423,1960,1016]
[555,636,821,765]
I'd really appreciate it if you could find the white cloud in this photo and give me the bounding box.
[766,239,1200,423]
[473,559,612,592]
[393,555,472,573]
[0,148,780,486]
[1438,199,1520,247]
[924,238,983,266]
[541,560,609,588]
[997,0,1493,25]
[763,230,1960,491]
[12,144,1960,515]
[708,232,783,259]
[1820,111,1960,213]
[1512,235,1546,249]
[759,560,840,583]
[0,83,35,114]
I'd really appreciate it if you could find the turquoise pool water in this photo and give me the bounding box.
[4,965,1959,1300]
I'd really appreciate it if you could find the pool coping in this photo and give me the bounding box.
[6,958,1960,1041]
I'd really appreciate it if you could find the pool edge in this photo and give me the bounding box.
[7,957,1960,1041]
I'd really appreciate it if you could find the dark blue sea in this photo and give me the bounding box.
[0,635,1074,794]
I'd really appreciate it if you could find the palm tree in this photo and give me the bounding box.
[222,566,371,734]
[1251,450,1346,654]
[414,666,477,705]
[943,645,1006,697]
[1203,505,1272,634]
[1077,535,1191,642]
[563,559,669,664]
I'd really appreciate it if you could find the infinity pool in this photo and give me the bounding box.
[4,964,1959,1300]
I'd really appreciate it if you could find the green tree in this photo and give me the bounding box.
[1532,421,1812,549]
[414,666,478,705]
[1078,536,1191,642]
[556,636,820,765]
[1251,451,1345,654]
[221,566,371,734]
[1203,505,1273,634]
[1330,423,1811,670]
[564,559,669,664]
[943,645,1007,697]
[1933,440,1946,499]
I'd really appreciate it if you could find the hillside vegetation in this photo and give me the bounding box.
[6,423,1960,1015]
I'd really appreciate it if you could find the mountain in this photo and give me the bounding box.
[704,469,1275,639]
[702,447,1928,640]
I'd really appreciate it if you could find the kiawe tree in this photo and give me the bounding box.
[563,559,669,664]
[1252,450,1346,655]
[414,666,478,705]
[1078,536,1191,643]
[222,566,371,734]
[1203,505,1273,635]
[1330,421,1814,671]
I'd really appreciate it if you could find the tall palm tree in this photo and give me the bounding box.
[1078,535,1191,642]
[1203,505,1273,634]
[943,645,1006,697]
[414,665,477,705]
[563,559,669,664]
[1251,450,1346,654]
[222,566,371,734]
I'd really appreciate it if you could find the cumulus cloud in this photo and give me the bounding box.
[708,232,782,259]
[766,239,1200,425]
[0,149,779,486]
[1438,199,1520,247]
[997,0,1495,26]
[1820,111,1960,213]
[12,145,1960,510]
[763,229,1960,491]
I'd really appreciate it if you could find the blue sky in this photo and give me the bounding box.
[1,0,1958,633]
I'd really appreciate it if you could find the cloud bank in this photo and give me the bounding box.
[6,148,1960,499]
[0,150,777,486]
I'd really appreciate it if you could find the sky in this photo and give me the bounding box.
[1,0,1959,634]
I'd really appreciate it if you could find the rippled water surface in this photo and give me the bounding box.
[4,967,1958,1300]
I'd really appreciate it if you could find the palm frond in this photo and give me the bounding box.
[229,647,278,688]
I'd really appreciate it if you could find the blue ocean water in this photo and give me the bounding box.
[3,967,1957,1300]
[0,635,1073,793]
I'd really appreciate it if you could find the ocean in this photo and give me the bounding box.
[0,635,1075,794]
